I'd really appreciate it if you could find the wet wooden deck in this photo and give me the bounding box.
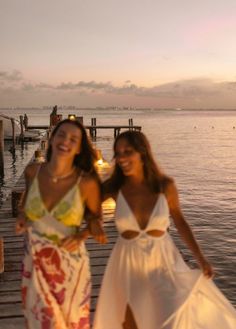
[0,176,116,328]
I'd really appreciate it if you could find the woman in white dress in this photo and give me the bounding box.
[93,130,236,329]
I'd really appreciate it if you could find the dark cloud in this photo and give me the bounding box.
[52,78,230,98]
[57,81,112,91]
[1,70,236,103]
[0,70,23,82]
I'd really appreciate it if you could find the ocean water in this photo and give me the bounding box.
[0,141,39,206]
[1,107,236,304]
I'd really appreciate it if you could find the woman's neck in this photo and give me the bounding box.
[125,173,145,187]
[47,158,75,175]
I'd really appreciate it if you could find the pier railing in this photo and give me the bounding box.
[27,124,142,138]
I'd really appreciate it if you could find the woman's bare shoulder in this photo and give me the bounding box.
[80,171,100,190]
[24,163,41,180]
[161,176,177,196]
[161,176,182,211]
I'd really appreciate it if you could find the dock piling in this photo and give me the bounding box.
[11,189,25,217]
[91,118,97,138]
[23,114,28,129]
[10,118,16,150]
[0,121,4,176]
[0,238,4,273]
[77,116,84,124]
[129,118,133,130]
[19,115,24,142]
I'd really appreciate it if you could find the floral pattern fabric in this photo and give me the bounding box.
[24,177,85,226]
[22,229,91,329]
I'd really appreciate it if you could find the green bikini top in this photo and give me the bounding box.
[24,168,85,227]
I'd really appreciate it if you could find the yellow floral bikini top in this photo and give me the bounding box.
[24,169,85,227]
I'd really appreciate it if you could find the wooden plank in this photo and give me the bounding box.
[0,281,21,292]
[0,318,25,329]
[0,238,3,273]
[0,291,21,304]
[0,303,22,318]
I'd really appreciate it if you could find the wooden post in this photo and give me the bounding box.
[10,118,16,150]
[91,118,97,138]
[92,118,97,138]
[77,116,83,124]
[90,119,93,138]
[11,188,25,217]
[114,128,120,138]
[19,115,24,141]
[23,114,28,129]
[129,118,133,130]
[0,121,4,176]
[0,238,4,273]
[41,139,47,150]
[46,128,51,140]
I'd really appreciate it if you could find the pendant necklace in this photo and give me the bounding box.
[47,167,76,183]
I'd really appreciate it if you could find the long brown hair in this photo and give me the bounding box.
[103,130,172,194]
[46,119,98,176]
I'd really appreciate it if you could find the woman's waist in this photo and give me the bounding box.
[118,229,168,243]
[26,228,88,259]
[27,215,80,241]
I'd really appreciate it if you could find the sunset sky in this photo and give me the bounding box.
[1,0,236,108]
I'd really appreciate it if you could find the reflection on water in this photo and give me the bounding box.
[0,141,39,207]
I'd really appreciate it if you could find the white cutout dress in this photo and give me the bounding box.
[93,192,236,329]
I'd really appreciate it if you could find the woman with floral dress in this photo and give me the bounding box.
[16,119,106,329]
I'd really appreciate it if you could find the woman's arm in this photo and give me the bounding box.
[60,175,107,252]
[82,176,107,244]
[165,180,213,278]
[101,179,117,202]
[15,163,39,234]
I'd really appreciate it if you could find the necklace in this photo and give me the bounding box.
[47,166,76,183]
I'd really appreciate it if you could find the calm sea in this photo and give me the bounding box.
[1,107,236,304]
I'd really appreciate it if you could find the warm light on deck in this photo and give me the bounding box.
[103,197,116,212]
[68,114,76,120]
[97,158,104,166]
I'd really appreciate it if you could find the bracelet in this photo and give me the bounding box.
[87,215,102,221]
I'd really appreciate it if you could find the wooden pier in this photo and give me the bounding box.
[0,175,117,328]
[27,124,142,138]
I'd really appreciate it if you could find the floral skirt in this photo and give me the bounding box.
[22,229,91,329]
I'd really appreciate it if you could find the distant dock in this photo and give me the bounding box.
[28,124,142,138]
[27,106,142,138]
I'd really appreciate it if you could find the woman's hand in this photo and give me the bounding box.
[88,219,107,244]
[60,234,85,253]
[80,175,107,244]
[15,215,27,234]
[198,256,214,279]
